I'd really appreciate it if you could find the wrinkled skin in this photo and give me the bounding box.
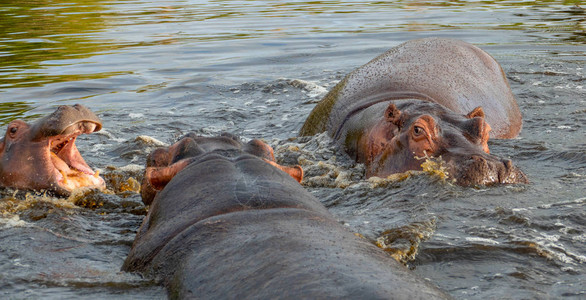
[344,101,527,185]
[300,38,527,185]
[0,104,105,195]
[124,133,452,299]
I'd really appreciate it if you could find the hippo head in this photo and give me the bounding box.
[357,101,528,185]
[141,133,303,205]
[0,104,105,195]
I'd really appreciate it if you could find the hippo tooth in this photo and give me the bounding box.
[59,170,68,184]
[86,123,97,133]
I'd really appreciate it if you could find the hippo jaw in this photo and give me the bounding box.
[47,120,105,192]
[367,152,528,186]
[0,104,105,195]
[446,154,528,186]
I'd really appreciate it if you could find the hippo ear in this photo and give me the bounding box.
[466,106,485,119]
[146,148,172,168]
[281,165,304,183]
[170,137,204,164]
[245,139,276,161]
[145,167,174,191]
[385,103,402,127]
[465,107,491,154]
[264,159,304,183]
[141,166,174,206]
[145,158,193,191]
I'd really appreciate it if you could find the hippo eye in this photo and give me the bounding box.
[10,127,17,134]
[413,126,424,136]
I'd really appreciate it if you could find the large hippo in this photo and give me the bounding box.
[300,38,528,185]
[0,104,105,196]
[123,133,452,299]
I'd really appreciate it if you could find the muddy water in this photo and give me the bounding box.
[0,1,584,299]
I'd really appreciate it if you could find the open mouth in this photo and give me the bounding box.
[48,121,105,191]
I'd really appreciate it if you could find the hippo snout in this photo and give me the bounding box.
[452,154,528,186]
[499,158,529,184]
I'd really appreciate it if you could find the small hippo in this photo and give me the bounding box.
[123,133,452,299]
[0,104,105,195]
[300,38,527,185]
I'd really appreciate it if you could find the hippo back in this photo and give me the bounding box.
[164,209,450,299]
[300,38,522,139]
[123,154,329,273]
[123,154,451,299]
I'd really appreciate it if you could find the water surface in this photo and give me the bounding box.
[0,1,584,299]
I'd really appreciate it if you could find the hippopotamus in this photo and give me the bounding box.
[0,104,105,195]
[138,132,303,205]
[123,133,452,299]
[300,38,528,185]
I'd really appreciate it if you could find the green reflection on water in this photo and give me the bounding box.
[0,101,40,125]
[0,0,583,91]
[0,0,111,69]
[0,0,122,88]
[0,71,132,89]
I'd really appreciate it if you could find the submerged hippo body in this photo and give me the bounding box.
[0,104,105,195]
[300,38,527,185]
[123,133,451,299]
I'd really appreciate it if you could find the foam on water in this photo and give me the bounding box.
[286,79,329,99]
[273,133,451,190]
[0,214,31,229]
[465,237,500,245]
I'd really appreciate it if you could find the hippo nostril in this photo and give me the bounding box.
[495,158,516,184]
[503,159,513,170]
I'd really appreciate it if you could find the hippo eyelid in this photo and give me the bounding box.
[413,126,424,135]
[8,126,19,138]
[410,125,429,142]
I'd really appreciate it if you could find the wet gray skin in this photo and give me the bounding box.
[300,38,527,185]
[0,104,105,195]
[123,133,452,299]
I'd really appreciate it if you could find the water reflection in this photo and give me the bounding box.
[0,0,583,91]
[0,102,38,125]
[0,0,109,69]
[0,1,584,299]
[0,0,123,88]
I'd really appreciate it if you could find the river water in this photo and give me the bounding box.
[0,1,584,299]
